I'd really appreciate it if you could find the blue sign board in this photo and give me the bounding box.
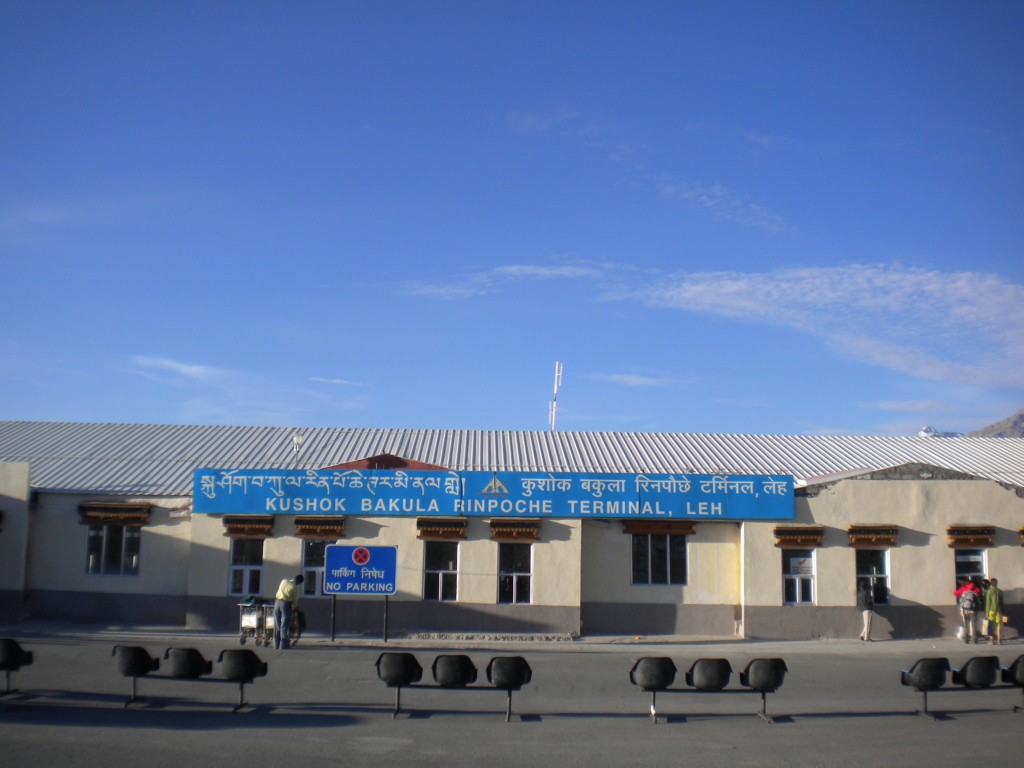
[324,545,397,595]
[193,468,793,520]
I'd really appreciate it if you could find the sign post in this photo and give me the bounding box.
[323,545,397,642]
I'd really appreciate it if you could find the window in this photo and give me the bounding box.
[86,525,141,576]
[302,539,329,597]
[229,539,264,595]
[424,541,458,601]
[631,534,687,585]
[782,549,814,604]
[855,549,889,605]
[498,543,531,604]
[954,549,986,589]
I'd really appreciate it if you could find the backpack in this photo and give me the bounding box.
[959,588,979,612]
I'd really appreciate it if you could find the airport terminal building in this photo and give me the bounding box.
[1,420,1022,640]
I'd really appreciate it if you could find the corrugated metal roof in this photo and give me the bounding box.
[1,420,1023,496]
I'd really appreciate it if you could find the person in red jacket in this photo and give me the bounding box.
[954,581,982,643]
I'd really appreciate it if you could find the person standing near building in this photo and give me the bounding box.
[955,582,981,643]
[857,581,874,641]
[274,574,304,650]
[985,578,1005,646]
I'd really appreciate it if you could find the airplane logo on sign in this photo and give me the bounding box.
[478,473,508,496]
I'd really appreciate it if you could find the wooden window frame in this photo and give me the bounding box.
[417,517,468,541]
[773,525,825,548]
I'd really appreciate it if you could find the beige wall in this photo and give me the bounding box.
[581,520,740,605]
[187,514,582,608]
[28,493,192,595]
[742,478,1024,608]
[0,462,31,594]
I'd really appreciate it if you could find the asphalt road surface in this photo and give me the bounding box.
[1,626,1021,768]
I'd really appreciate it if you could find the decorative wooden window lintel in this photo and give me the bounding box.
[946,525,995,549]
[773,525,825,548]
[622,520,696,536]
[78,502,152,526]
[847,524,899,547]
[417,517,468,540]
[1019,527,1024,547]
[490,519,541,542]
[223,514,274,538]
[293,515,345,539]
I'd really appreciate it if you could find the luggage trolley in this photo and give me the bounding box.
[237,598,270,646]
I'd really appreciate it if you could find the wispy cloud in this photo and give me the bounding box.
[406,262,602,300]
[590,373,690,387]
[858,399,945,412]
[637,265,1024,388]
[310,377,364,386]
[653,175,788,233]
[507,109,786,232]
[126,356,366,423]
[505,108,579,133]
[131,356,225,381]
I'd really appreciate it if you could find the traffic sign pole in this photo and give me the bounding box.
[330,595,336,643]
[384,594,389,643]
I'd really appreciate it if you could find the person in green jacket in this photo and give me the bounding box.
[985,578,1005,645]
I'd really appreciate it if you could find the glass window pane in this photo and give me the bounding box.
[800,578,812,603]
[232,539,264,566]
[248,569,261,595]
[515,575,531,604]
[669,535,687,585]
[650,535,668,584]
[304,570,318,595]
[784,578,797,603]
[231,569,244,594]
[441,572,457,601]
[955,550,984,579]
[782,549,812,575]
[631,534,650,585]
[856,549,886,576]
[424,572,440,600]
[499,543,530,574]
[498,575,514,603]
[87,527,104,574]
[425,542,459,572]
[303,540,327,567]
[872,578,889,605]
[103,525,123,574]
[123,528,141,576]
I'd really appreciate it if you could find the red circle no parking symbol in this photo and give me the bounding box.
[352,547,370,566]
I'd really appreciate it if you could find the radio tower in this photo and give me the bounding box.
[548,361,563,431]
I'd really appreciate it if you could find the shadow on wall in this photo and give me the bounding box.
[896,528,933,547]
[874,602,945,638]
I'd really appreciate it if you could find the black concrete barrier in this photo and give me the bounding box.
[902,656,1021,718]
[0,638,33,696]
[630,657,787,724]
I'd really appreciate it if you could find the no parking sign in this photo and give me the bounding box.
[324,545,397,595]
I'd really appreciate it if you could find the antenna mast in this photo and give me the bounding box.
[548,361,563,431]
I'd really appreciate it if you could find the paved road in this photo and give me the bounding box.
[1,627,1021,768]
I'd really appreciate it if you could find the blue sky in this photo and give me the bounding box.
[1,2,1022,435]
